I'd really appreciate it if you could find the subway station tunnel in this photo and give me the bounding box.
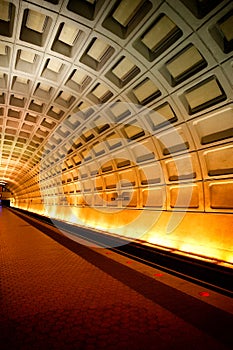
[0,0,233,349]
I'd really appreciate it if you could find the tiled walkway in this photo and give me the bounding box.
[0,207,232,350]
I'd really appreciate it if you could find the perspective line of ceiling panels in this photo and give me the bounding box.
[0,0,233,261]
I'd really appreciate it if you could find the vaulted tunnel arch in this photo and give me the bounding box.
[0,0,232,264]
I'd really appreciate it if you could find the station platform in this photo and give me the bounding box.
[0,207,232,350]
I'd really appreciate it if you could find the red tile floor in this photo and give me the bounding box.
[0,207,232,349]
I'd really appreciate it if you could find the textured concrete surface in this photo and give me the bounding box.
[0,207,232,350]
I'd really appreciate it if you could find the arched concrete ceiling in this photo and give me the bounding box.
[0,0,232,262]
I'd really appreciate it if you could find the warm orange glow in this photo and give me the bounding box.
[13,201,233,266]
